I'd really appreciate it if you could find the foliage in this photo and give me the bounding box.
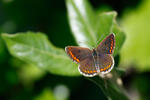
[2,32,79,76]
[121,0,150,71]
[66,0,125,56]
[1,0,129,100]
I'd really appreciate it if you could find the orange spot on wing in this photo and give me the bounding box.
[68,48,80,63]
[110,47,112,49]
[107,65,109,69]
[109,38,114,54]
[100,64,111,72]
[76,59,79,62]
[74,57,77,60]
[84,70,87,72]
[109,50,112,53]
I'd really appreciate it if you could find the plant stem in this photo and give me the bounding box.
[86,71,129,100]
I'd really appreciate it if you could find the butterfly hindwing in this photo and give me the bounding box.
[79,56,99,77]
[65,46,92,63]
[97,54,114,74]
[97,33,115,54]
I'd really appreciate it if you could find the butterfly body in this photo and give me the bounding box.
[65,33,115,77]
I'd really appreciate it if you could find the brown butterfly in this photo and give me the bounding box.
[65,33,115,77]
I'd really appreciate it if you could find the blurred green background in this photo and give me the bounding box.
[0,0,150,100]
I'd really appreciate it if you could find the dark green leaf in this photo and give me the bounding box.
[87,76,129,100]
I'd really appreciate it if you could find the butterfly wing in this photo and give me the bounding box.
[65,46,99,77]
[97,54,114,74]
[79,56,99,77]
[65,46,92,63]
[97,33,115,54]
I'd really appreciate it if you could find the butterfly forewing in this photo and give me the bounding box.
[65,46,92,63]
[97,33,115,54]
[97,54,114,74]
[79,56,99,77]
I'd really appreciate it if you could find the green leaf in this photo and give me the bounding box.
[2,32,80,76]
[66,0,125,56]
[112,19,126,56]
[66,0,97,47]
[96,12,117,41]
[96,11,125,56]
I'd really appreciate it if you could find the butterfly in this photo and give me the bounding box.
[65,33,115,77]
